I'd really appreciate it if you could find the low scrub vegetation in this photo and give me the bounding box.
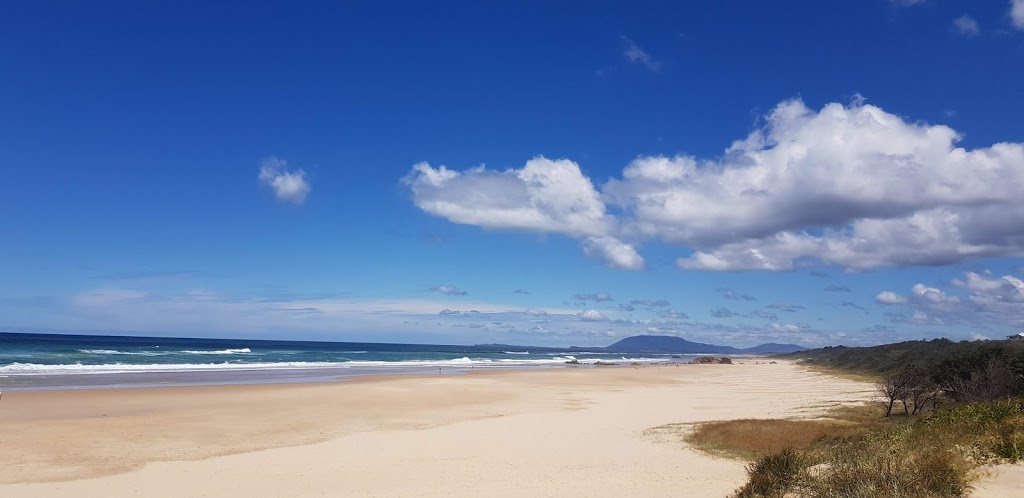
[691,339,1024,497]
[711,400,1023,497]
[780,339,1024,399]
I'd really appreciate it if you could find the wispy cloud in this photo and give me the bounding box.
[431,285,468,296]
[710,307,742,318]
[630,299,671,308]
[29,284,939,348]
[770,323,802,333]
[573,292,613,302]
[258,157,311,204]
[890,0,925,7]
[1013,0,1024,29]
[953,15,981,36]
[824,285,852,292]
[842,301,867,312]
[100,270,212,284]
[658,309,689,320]
[621,36,662,72]
[766,303,805,312]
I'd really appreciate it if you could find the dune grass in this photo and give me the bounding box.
[687,419,858,461]
[686,399,1024,497]
[686,403,884,461]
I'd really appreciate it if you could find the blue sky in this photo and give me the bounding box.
[2,0,1024,347]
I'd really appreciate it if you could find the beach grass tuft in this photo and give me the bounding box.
[732,447,807,498]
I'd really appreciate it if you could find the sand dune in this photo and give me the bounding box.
[1,362,876,497]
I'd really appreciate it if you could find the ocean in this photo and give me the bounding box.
[0,332,689,390]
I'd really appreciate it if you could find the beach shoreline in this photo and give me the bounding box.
[1,361,873,496]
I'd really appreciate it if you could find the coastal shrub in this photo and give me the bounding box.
[732,448,808,498]
[783,339,1024,404]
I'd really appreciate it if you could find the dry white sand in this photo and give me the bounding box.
[0,362,919,497]
[974,463,1024,497]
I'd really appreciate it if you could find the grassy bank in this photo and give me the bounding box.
[687,399,1023,497]
[685,338,1024,497]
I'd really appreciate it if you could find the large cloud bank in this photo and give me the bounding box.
[405,98,1024,271]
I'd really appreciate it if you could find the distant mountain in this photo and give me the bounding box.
[740,343,807,354]
[605,335,804,354]
[607,335,738,354]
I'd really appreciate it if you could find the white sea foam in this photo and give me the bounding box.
[0,361,346,375]
[0,355,670,376]
[76,349,163,356]
[181,348,252,355]
[503,351,530,355]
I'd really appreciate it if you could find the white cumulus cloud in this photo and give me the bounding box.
[259,157,311,204]
[577,309,609,322]
[875,271,1024,331]
[404,157,643,270]
[953,271,1024,302]
[911,283,959,304]
[582,236,644,270]
[406,98,1024,272]
[875,291,908,305]
[1013,0,1024,29]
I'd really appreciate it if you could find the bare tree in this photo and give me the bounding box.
[904,367,939,415]
[877,372,914,417]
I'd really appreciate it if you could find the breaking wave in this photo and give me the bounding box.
[181,348,252,355]
[0,356,669,376]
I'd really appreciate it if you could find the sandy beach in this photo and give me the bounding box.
[0,362,912,496]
